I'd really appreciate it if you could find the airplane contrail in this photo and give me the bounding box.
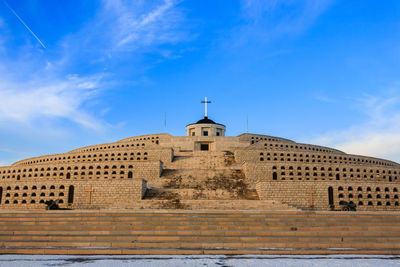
[2,0,46,48]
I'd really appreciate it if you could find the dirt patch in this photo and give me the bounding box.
[163,175,183,189]
[224,151,235,166]
[204,171,258,200]
[156,192,187,209]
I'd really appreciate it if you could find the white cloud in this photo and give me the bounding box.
[0,0,189,133]
[239,0,334,41]
[78,0,190,54]
[311,92,400,163]
[0,74,105,131]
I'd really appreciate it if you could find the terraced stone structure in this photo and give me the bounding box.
[0,116,399,211]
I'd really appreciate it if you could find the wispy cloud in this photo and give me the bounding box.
[311,91,400,163]
[0,74,105,130]
[59,0,190,63]
[238,0,334,43]
[0,0,190,134]
[112,0,179,47]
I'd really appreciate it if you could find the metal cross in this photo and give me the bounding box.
[201,97,211,117]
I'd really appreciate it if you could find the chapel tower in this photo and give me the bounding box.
[185,97,226,137]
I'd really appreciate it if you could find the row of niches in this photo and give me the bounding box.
[122,135,160,143]
[78,139,160,153]
[337,186,398,192]
[0,184,72,205]
[2,163,144,177]
[3,199,66,205]
[259,141,340,154]
[18,150,151,165]
[259,152,392,166]
[338,199,399,207]
[271,171,398,182]
[272,165,399,175]
[338,193,398,200]
[2,170,134,180]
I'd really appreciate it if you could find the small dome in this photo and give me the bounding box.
[196,116,216,124]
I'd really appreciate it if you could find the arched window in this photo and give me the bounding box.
[66,173,71,179]
[272,172,277,180]
[128,171,133,179]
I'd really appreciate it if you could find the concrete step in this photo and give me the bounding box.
[0,248,399,255]
[1,217,399,226]
[0,210,399,255]
[1,240,400,249]
[2,234,400,243]
[1,229,399,237]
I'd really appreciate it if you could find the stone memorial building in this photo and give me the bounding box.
[0,100,399,211]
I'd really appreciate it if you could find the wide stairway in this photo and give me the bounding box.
[141,150,275,210]
[0,210,399,255]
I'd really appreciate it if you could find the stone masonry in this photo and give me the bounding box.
[0,116,399,211]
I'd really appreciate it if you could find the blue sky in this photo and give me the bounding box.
[0,0,400,165]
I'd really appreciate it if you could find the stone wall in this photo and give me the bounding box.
[256,180,399,211]
[0,161,162,182]
[244,162,400,185]
[0,179,147,210]
[12,148,172,167]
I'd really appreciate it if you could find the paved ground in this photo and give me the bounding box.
[0,255,399,266]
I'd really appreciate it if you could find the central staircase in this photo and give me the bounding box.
[142,150,269,209]
[0,210,399,255]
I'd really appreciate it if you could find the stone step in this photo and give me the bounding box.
[1,229,398,237]
[2,234,400,243]
[0,225,399,233]
[1,210,399,219]
[1,218,398,225]
[1,240,399,249]
[0,248,399,255]
[1,216,399,226]
[0,210,398,255]
[0,217,398,226]
[0,219,398,228]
